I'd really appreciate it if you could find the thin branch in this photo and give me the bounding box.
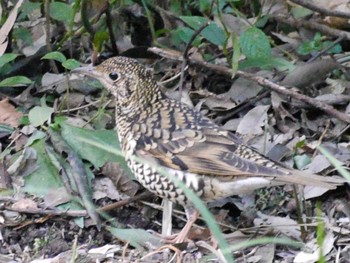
[289,0,350,19]
[179,21,210,91]
[4,192,153,218]
[273,14,350,40]
[308,36,345,62]
[104,1,118,54]
[44,0,59,73]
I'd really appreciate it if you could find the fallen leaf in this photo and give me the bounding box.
[0,0,24,55]
[0,98,23,127]
[293,231,335,263]
[93,176,128,201]
[12,198,38,210]
[88,244,121,256]
[237,105,270,136]
[254,212,301,240]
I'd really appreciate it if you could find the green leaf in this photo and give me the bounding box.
[293,154,311,170]
[49,2,73,23]
[0,76,33,87]
[180,16,207,28]
[201,22,226,46]
[239,57,294,71]
[294,140,305,150]
[41,51,67,63]
[199,0,212,12]
[20,1,41,19]
[24,139,63,196]
[318,146,350,184]
[179,16,226,46]
[171,27,196,45]
[0,53,19,68]
[25,130,46,147]
[0,124,14,135]
[107,227,162,249]
[13,27,33,45]
[321,41,342,54]
[28,106,54,127]
[62,59,81,70]
[231,33,240,77]
[93,31,109,52]
[297,32,342,55]
[291,6,313,18]
[240,27,271,59]
[61,123,132,175]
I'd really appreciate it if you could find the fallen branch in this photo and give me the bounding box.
[289,0,350,19]
[273,14,350,40]
[148,47,350,124]
[5,191,153,218]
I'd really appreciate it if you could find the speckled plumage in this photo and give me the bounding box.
[74,56,342,243]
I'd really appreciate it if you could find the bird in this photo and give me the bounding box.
[73,56,343,243]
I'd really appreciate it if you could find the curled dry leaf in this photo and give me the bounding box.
[12,198,39,211]
[102,162,140,198]
[93,177,127,201]
[293,231,335,263]
[0,98,23,128]
[236,105,270,136]
[0,0,24,55]
[254,211,301,240]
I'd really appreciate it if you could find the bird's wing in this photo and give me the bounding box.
[131,101,288,178]
[131,101,343,188]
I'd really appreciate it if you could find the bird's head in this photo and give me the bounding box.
[73,56,162,106]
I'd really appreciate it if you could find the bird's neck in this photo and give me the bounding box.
[114,83,165,140]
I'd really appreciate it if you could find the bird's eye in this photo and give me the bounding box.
[109,72,119,81]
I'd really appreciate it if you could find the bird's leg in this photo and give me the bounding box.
[164,206,199,244]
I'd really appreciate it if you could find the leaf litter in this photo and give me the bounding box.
[0,0,350,262]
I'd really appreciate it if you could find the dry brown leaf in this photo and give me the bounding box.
[228,77,263,104]
[254,244,275,263]
[0,98,23,127]
[101,162,140,197]
[44,187,71,207]
[0,0,24,55]
[294,231,335,263]
[12,198,38,210]
[93,177,127,201]
[254,212,301,240]
[236,105,270,136]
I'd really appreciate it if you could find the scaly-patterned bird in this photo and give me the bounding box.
[74,56,343,243]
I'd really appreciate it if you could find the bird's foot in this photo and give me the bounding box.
[141,244,182,262]
[162,233,189,244]
[148,230,189,244]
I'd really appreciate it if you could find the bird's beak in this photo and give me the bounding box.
[71,64,103,79]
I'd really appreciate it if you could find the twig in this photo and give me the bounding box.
[104,1,118,55]
[216,90,270,123]
[81,0,95,36]
[179,21,210,91]
[149,47,350,123]
[99,191,153,212]
[59,98,104,113]
[4,192,153,217]
[273,14,350,40]
[289,0,350,19]
[308,36,345,63]
[44,0,59,74]
[141,0,157,45]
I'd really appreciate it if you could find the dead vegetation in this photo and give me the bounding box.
[0,0,350,262]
